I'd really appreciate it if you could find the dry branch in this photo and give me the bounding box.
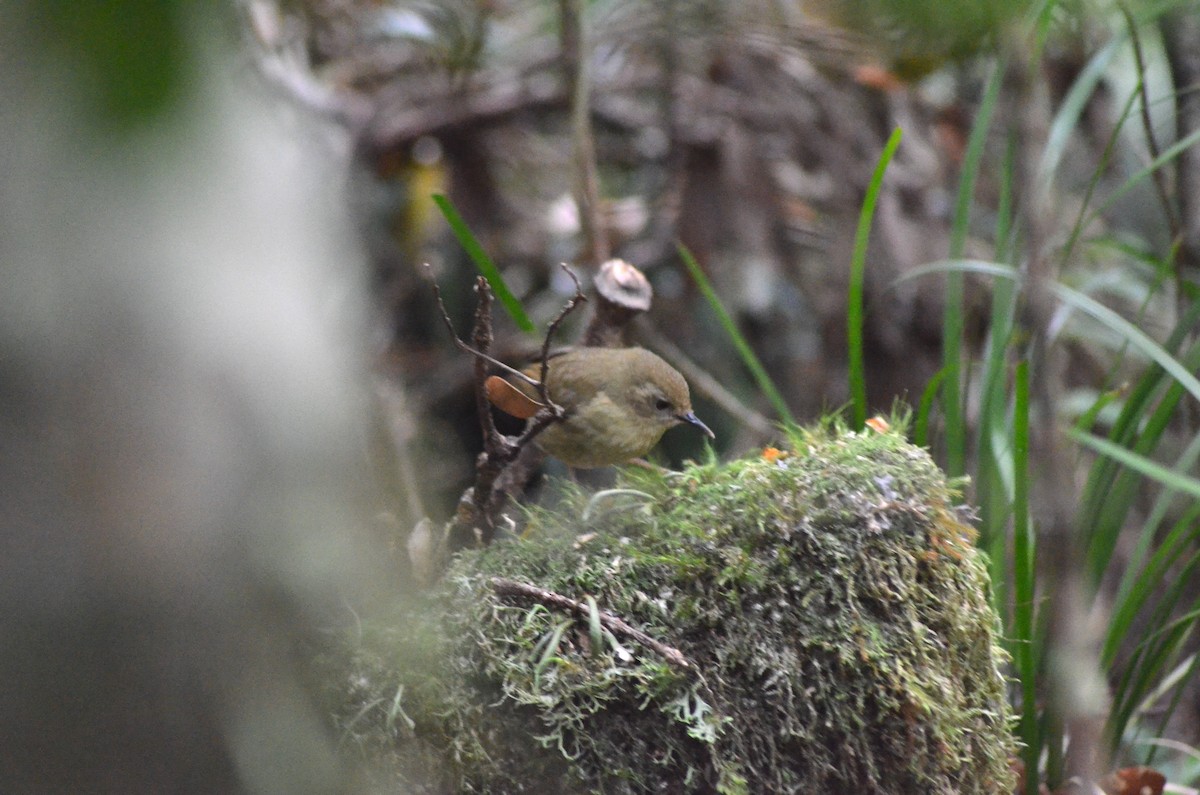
[1010,47,1107,784]
[491,577,692,670]
[430,268,586,552]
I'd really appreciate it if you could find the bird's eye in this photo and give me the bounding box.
[654,397,672,412]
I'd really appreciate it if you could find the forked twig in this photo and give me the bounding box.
[536,264,587,400]
[492,265,588,462]
[428,264,587,549]
[491,577,692,670]
[427,267,541,389]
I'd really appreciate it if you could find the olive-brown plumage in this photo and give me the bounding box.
[491,347,713,468]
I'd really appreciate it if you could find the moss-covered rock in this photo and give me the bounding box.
[328,423,1016,793]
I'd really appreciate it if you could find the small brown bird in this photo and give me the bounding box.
[485,347,714,469]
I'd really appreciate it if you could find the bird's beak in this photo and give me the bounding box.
[678,411,715,439]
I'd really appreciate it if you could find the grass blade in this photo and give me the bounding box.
[899,261,1200,405]
[1037,36,1123,199]
[1105,503,1200,668]
[1068,428,1200,501]
[848,126,903,430]
[1012,360,1040,795]
[1108,555,1200,753]
[975,136,1018,574]
[1051,283,1200,404]
[1081,126,1200,235]
[1077,307,1200,581]
[677,242,796,428]
[941,63,1005,477]
[1105,432,1200,665]
[433,193,536,333]
[1082,374,1189,585]
[1146,649,1200,766]
[913,366,946,448]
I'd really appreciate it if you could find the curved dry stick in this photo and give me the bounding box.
[427,266,541,389]
[535,264,587,405]
[491,577,692,670]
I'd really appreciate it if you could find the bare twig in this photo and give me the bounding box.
[427,268,541,388]
[427,275,514,548]
[536,264,588,399]
[1160,5,1200,308]
[486,443,547,517]
[501,268,588,455]
[1160,4,1200,431]
[470,278,503,449]
[466,278,506,547]
[430,267,586,551]
[491,577,692,670]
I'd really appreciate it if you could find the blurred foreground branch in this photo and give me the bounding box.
[1010,44,1108,787]
[1160,5,1200,293]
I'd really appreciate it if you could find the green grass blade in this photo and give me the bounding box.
[899,261,1200,405]
[1105,502,1200,667]
[1106,431,1200,664]
[1071,387,1124,433]
[1044,707,1064,787]
[941,63,1005,478]
[1012,359,1039,795]
[1081,126,1200,236]
[1083,375,1188,585]
[585,596,603,657]
[1147,645,1200,766]
[848,126,903,430]
[1077,306,1200,575]
[1108,554,1200,752]
[975,137,1017,563]
[1050,282,1200,404]
[976,276,1018,528]
[1068,429,1200,501]
[899,258,1018,284]
[1037,36,1123,199]
[432,193,536,333]
[677,242,796,428]
[913,366,947,449]
[1057,81,1142,276]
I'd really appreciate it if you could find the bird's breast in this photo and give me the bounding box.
[537,392,666,468]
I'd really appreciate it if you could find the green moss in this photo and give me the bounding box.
[327,421,1016,793]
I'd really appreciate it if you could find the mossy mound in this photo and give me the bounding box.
[329,423,1016,793]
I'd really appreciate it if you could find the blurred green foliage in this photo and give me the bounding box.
[828,0,1033,77]
[25,0,192,132]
